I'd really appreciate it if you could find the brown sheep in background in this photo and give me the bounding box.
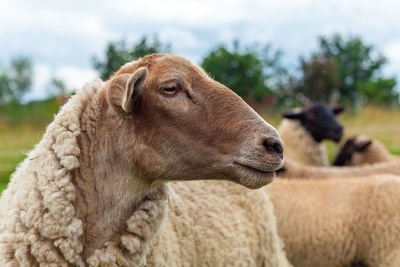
[267,175,400,267]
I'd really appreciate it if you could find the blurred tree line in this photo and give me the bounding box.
[0,57,33,105]
[92,36,171,80]
[0,34,398,108]
[291,35,397,106]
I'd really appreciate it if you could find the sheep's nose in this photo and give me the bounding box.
[263,138,284,159]
[334,126,343,135]
[333,126,344,141]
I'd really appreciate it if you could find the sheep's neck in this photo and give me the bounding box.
[73,94,157,260]
[278,119,328,166]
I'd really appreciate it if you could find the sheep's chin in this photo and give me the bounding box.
[240,172,276,189]
[229,163,277,189]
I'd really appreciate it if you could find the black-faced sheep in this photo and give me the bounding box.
[278,103,344,166]
[333,135,400,166]
[0,54,290,266]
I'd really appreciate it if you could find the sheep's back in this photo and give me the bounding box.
[147,180,291,267]
[267,175,400,266]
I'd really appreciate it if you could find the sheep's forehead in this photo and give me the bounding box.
[116,54,209,84]
[355,135,371,145]
[119,54,201,74]
[150,55,209,80]
[115,54,234,100]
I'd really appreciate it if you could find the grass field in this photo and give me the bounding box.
[0,101,399,193]
[0,99,60,192]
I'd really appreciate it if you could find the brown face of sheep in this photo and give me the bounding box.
[104,54,283,189]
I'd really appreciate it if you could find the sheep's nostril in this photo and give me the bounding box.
[334,127,344,140]
[334,127,343,134]
[264,139,284,159]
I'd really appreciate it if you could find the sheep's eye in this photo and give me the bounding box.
[161,86,178,95]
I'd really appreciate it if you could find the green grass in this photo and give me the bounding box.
[0,126,46,181]
[340,106,400,154]
[0,99,60,125]
[0,98,60,192]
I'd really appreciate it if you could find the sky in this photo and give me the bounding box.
[1,0,400,101]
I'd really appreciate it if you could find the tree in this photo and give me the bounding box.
[289,34,398,106]
[0,73,11,105]
[48,78,67,97]
[293,55,341,104]
[92,35,171,80]
[317,34,394,104]
[0,57,33,104]
[357,78,399,105]
[201,41,287,103]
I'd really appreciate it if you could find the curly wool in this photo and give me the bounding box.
[267,175,400,266]
[0,80,105,266]
[0,80,291,266]
[87,185,169,266]
[278,119,328,166]
[0,80,169,267]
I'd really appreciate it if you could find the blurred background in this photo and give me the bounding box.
[1,0,399,190]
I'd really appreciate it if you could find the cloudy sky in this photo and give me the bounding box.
[1,0,399,101]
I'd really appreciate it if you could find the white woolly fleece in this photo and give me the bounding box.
[0,80,171,266]
[278,118,328,166]
[0,80,105,266]
[0,80,170,266]
[268,175,400,266]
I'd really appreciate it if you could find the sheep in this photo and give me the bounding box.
[0,54,291,266]
[278,156,400,179]
[333,135,400,166]
[278,103,344,166]
[266,174,400,267]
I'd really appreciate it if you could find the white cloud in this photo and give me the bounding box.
[159,27,201,51]
[105,0,248,27]
[384,40,400,78]
[158,27,206,63]
[25,64,52,102]
[385,41,400,66]
[2,0,400,101]
[24,64,98,102]
[55,66,98,91]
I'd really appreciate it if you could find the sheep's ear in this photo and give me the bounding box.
[108,67,148,114]
[282,112,304,120]
[332,106,345,115]
[356,140,372,152]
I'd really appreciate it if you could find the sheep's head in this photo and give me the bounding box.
[283,103,344,143]
[102,54,283,189]
[333,135,372,166]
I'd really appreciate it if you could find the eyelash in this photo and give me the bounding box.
[160,83,180,96]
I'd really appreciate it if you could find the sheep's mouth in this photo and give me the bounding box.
[328,130,344,143]
[233,162,275,175]
[231,162,276,189]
